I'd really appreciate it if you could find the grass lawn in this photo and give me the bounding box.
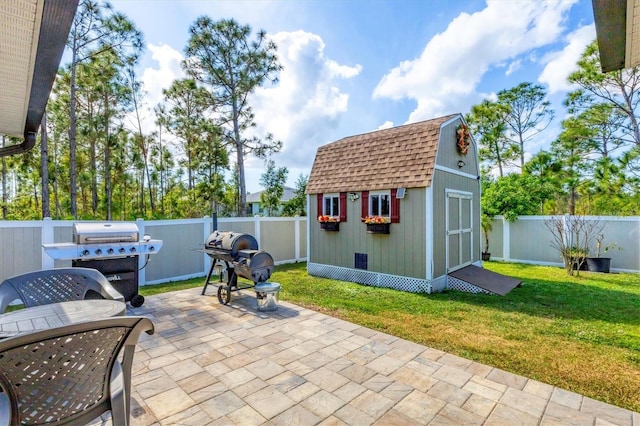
[141,261,640,412]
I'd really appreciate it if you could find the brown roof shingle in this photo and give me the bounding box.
[307,114,458,194]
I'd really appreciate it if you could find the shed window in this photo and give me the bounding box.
[361,190,400,223]
[317,192,347,221]
[369,191,390,218]
[323,194,340,217]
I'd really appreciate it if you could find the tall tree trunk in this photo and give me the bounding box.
[519,133,525,170]
[51,131,61,218]
[494,141,504,177]
[568,187,576,215]
[1,136,6,219]
[132,103,155,214]
[40,115,50,219]
[104,120,112,221]
[90,138,98,216]
[69,42,78,219]
[159,129,165,216]
[233,100,246,217]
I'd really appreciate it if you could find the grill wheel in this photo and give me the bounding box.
[217,286,231,305]
[130,294,145,308]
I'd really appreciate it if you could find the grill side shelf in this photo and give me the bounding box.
[43,240,163,260]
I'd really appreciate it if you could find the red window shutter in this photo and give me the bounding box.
[339,192,347,222]
[361,191,369,221]
[317,193,323,217]
[391,188,400,223]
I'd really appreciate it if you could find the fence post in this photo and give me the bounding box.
[203,216,211,275]
[254,215,261,247]
[42,217,54,269]
[136,218,146,285]
[503,217,510,261]
[294,215,300,261]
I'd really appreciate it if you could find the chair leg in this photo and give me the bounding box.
[110,361,129,426]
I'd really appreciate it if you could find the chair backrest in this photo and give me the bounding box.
[0,267,125,312]
[0,316,153,425]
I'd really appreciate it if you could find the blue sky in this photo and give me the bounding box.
[109,0,596,193]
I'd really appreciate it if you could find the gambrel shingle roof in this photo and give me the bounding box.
[307,114,458,194]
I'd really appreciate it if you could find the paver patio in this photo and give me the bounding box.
[90,287,639,425]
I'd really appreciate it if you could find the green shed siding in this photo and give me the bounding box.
[309,189,427,279]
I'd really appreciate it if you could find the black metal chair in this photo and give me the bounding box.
[0,267,125,313]
[0,316,154,425]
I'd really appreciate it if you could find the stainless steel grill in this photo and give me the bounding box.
[200,231,274,304]
[43,222,163,307]
[44,223,161,260]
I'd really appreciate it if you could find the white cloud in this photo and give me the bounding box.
[141,43,185,107]
[377,121,394,130]
[123,43,185,136]
[538,24,596,94]
[247,30,362,176]
[505,60,522,76]
[373,0,578,123]
[127,34,360,192]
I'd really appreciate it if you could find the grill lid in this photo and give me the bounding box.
[73,222,140,244]
[205,231,258,257]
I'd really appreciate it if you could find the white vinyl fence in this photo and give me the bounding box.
[485,216,640,273]
[0,214,636,287]
[0,216,308,286]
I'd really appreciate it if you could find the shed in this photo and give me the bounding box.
[306,113,518,294]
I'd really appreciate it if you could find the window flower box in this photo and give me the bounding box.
[318,215,340,231]
[366,223,390,234]
[363,216,391,234]
[320,221,340,231]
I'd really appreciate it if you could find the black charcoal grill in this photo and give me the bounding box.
[42,222,163,307]
[200,231,274,304]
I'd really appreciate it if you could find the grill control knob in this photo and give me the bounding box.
[130,247,136,253]
[149,246,155,252]
[82,249,90,257]
[95,249,102,256]
[107,248,114,255]
[119,248,126,254]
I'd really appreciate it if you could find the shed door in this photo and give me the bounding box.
[446,190,473,272]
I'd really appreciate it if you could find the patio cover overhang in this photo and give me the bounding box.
[0,0,78,156]
[592,0,640,72]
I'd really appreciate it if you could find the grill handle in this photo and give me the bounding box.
[82,236,137,243]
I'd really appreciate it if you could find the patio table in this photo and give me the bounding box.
[0,299,126,338]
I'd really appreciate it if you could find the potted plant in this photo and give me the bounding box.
[481,213,492,261]
[318,215,340,231]
[585,234,619,273]
[362,216,390,234]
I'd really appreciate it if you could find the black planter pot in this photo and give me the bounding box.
[366,223,390,234]
[586,257,611,273]
[481,252,491,261]
[320,222,339,231]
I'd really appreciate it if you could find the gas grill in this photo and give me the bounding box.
[43,222,163,307]
[199,231,274,304]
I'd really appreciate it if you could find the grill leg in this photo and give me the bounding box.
[201,261,217,295]
[227,267,238,289]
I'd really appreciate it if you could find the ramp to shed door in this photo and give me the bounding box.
[448,265,522,296]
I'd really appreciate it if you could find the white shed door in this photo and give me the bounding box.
[446,190,473,272]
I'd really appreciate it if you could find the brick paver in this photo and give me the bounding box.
[87,287,638,425]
